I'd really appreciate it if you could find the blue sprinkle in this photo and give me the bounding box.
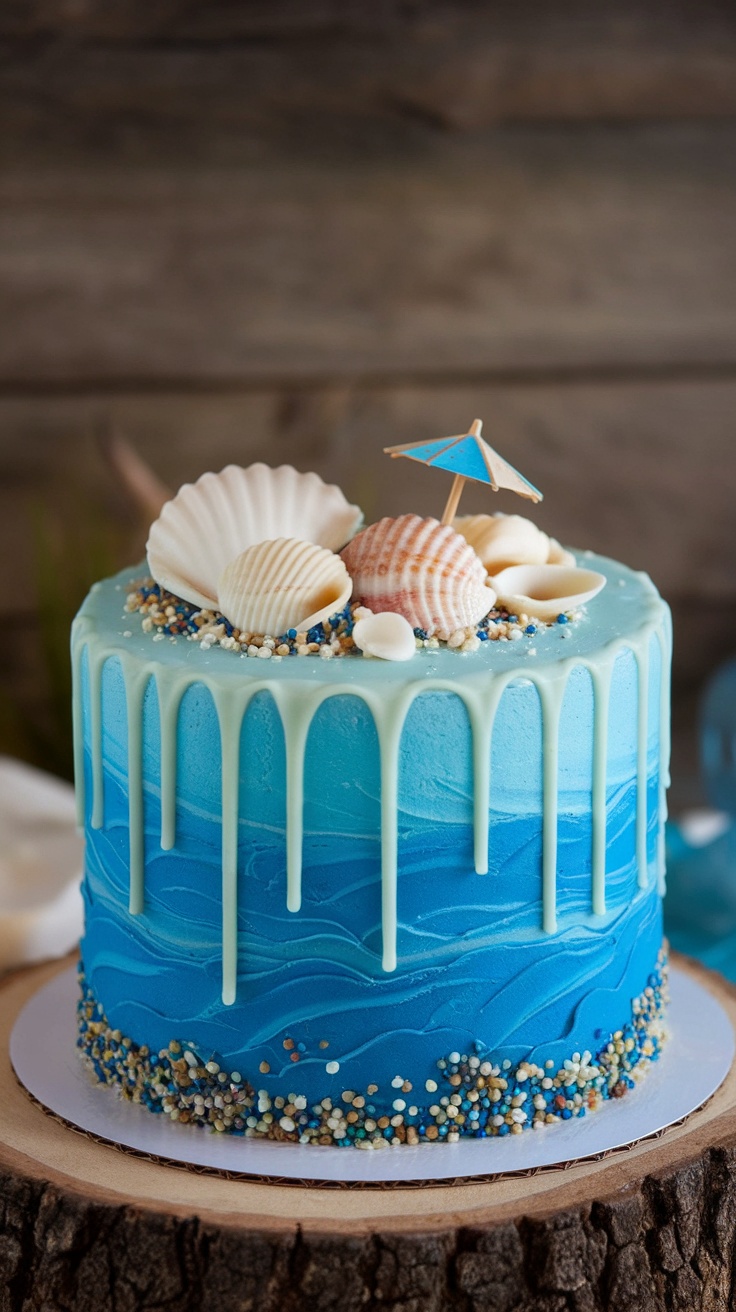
[498,1123,510,1136]
[525,624,536,635]
[557,613,568,624]
[478,630,489,641]
[561,1108,572,1120]
[287,629,297,640]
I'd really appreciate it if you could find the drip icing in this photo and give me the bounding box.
[657,614,673,894]
[538,678,562,935]
[156,677,184,852]
[634,644,650,890]
[125,667,148,916]
[71,566,671,1007]
[88,653,104,832]
[219,689,241,1008]
[590,663,612,916]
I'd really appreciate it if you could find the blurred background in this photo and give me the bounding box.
[1,0,735,815]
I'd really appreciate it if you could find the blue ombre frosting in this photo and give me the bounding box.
[73,551,670,1115]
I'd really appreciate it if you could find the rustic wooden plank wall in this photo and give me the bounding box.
[1,1,735,796]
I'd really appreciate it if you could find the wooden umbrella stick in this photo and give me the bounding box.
[441,473,466,526]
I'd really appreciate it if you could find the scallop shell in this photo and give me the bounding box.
[454,512,575,573]
[491,564,606,619]
[147,463,362,610]
[352,611,417,662]
[218,537,352,636]
[341,514,496,635]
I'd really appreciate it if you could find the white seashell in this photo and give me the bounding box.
[491,564,606,619]
[353,612,417,662]
[341,514,495,635]
[454,512,563,573]
[218,537,352,635]
[147,464,362,610]
[547,537,576,567]
[0,756,84,971]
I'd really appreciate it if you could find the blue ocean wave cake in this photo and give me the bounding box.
[73,429,670,1148]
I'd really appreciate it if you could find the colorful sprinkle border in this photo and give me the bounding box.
[77,950,667,1149]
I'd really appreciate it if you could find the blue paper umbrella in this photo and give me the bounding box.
[384,419,542,525]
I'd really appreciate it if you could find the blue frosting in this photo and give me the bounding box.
[77,551,668,1112]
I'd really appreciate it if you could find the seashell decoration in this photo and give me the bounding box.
[147,463,362,611]
[352,611,417,662]
[454,512,575,573]
[491,564,606,620]
[341,514,496,635]
[218,537,352,636]
[547,537,575,567]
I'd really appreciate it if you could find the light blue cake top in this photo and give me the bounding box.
[77,548,664,685]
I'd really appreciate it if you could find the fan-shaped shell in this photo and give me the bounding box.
[218,538,352,636]
[147,464,362,610]
[341,514,496,635]
[454,512,575,573]
[352,611,417,662]
[491,564,606,620]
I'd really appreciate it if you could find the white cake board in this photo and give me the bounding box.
[10,964,733,1185]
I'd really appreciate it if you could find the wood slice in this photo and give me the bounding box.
[1,952,735,1312]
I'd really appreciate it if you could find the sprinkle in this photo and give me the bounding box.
[126,578,584,663]
[75,948,668,1149]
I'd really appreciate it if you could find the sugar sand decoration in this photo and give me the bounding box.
[123,578,581,659]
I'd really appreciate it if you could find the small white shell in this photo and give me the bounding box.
[147,464,362,610]
[341,515,496,635]
[0,756,83,971]
[353,612,417,662]
[218,537,352,635]
[491,564,606,619]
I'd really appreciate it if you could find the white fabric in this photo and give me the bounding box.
[0,756,83,969]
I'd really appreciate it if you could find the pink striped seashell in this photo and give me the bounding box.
[341,515,495,635]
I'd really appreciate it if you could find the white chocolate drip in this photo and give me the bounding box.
[72,601,670,1007]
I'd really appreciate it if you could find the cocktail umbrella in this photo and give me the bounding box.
[384,419,542,525]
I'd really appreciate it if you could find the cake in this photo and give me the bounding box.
[73,438,670,1148]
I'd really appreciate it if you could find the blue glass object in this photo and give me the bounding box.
[701,658,736,814]
[665,658,736,978]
